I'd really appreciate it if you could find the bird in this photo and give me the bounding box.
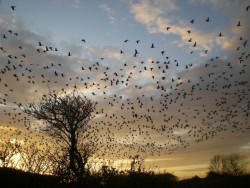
[243,40,248,47]
[11,6,16,11]
[134,49,138,57]
[237,21,241,27]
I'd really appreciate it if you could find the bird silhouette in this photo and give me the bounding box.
[237,21,241,27]
[11,6,16,11]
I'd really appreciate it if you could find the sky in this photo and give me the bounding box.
[0,0,250,179]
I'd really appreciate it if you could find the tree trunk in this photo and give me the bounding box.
[69,132,86,184]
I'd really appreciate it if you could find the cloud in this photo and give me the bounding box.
[128,0,216,51]
[99,3,116,24]
[128,0,250,59]
[240,142,250,150]
[188,0,250,52]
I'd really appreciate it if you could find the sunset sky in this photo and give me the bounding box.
[0,0,250,179]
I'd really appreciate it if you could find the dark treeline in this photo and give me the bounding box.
[1,167,250,188]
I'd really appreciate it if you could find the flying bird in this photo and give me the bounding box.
[237,21,241,27]
[134,49,138,57]
[11,6,16,11]
[243,40,248,47]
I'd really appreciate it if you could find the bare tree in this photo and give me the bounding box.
[209,154,224,174]
[21,90,96,183]
[130,154,145,174]
[223,153,249,176]
[208,153,249,176]
[18,139,52,174]
[0,140,20,168]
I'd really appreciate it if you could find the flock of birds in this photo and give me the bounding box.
[0,4,250,160]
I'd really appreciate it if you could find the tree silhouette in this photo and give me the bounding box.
[21,90,96,184]
[208,153,249,176]
[0,140,20,168]
[17,139,52,174]
[208,154,224,174]
[130,155,145,174]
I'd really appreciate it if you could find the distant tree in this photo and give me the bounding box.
[99,164,118,186]
[21,90,96,184]
[18,139,52,174]
[129,154,145,174]
[0,140,20,168]
[223,153,249,176]
[209,154,224,174]
[208,153,249,176]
